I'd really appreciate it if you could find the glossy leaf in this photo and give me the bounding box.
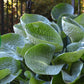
[0,70,22,84]
[1,33,25,51]
[0,57,21,74]
[25,22,63,52]
[13,23,27,38]
[57,14,77,31]
[51,3,74,20]
[20,13,50,28]
[62,17,84,42]
[0,48,23,60]
[67,42,84,52]
[50,22,61,35]
[62,61,83,83]
[0,69,10,80]
[53,49,84,63]
[74,13,84,27]
[24,43,64,75]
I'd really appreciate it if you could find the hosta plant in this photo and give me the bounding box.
[0,3,84,84]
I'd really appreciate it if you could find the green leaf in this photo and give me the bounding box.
[20,43,34,57]
[0,70,22,84]
[62,61,83,83]
[74,13,84,27]
[13,23,27,38]
[50,73,65,84]
[24,43,64,75]
[20,13,50,28]
[24,71,33,79]
[53,49,84,63]
[57,14,77,31]
[25,22,63,52]
[67,42,84,52]
[0,69,10,80]
[62,17,84,42]
[51,3,74,20]
[0,48,23,60]
[50,22,61,35]
[1,33,25,51]
[29,77,45,84]
[0,57,21,74]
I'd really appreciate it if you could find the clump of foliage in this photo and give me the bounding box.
[0,3,84,84]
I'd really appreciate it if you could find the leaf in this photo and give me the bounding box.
[50,73,65,84]
[0,70,22,84]
[62,61,83,83]
[53,49,84,63]
[20,43,34,57]
[0,57,21,74]
[67,42,84,52]
[20,13,50,28]
[25,22,63,52]
[1,33,25,51]
[24,71,33,79]
[62,17,84,42]
[13,23,27,38]
[51,3,74,20]
[0,69,10,80]
[74,13,84,27]
[50,22,61,35]
[29,77,45,84]
[24,43,64,75]
[0,48,23,60]
[57,14,77,31]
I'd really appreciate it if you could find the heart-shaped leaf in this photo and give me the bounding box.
[25,22,63,52]
[0,69,10,80]
[62,61,83,83]
[1,33,25,51]
[24,43,64,75]
[0,57,21,74]
[53,49,84,63]
[62,17,84,42]
[20,13,50,28]
[0,70,22,84]
[51,3,74,20]
[13,23,27,38]
[74,13,84,27]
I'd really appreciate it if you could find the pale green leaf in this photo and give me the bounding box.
[20,13,50,28]
[74,13,84,27]
[0,57,21,74]
[25,22,63,52]
[24,43,64,75]
[62,17,84,42]
[1,33,25,51]
[0,70,22,84]
[51,3,74,20]
[13,23,27,38]
[62,61,83,83]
